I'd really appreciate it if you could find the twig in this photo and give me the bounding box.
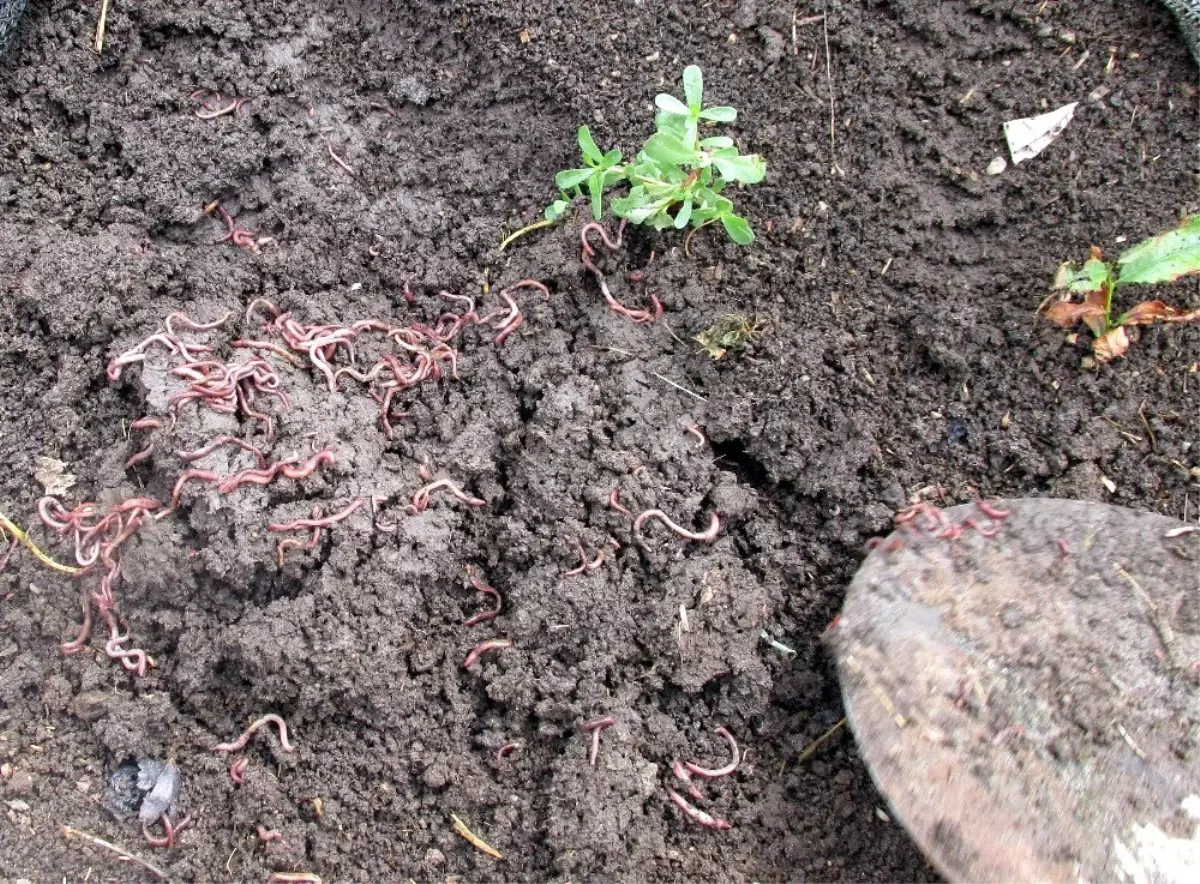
[822,3,842,175]
[651,372,707,402]
[60,824,168,880]
[1114,562,1182,670]
[94,0,112,55]
[794,717,846,766]
[450,813,503,860]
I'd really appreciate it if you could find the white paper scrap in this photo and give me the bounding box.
[1003,102,1078,164]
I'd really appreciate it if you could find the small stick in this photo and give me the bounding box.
[450,813,503,860]
[463,638,512,669]
[266,874,323,884]
[212,713,296,753]
[498,217,555,252]
[633,509,721,543]
[684,726,740,778]
[664,786,732,830]
[581,716,615,766]
[60,824,168,880]
[794,717,846,766]
[94,0,111,55]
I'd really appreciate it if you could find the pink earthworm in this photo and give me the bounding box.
[582,716,615,766]
[212,713,295,754]
[463,638,512,669]
[684,726,740,779]
[633,509,721,543]
[665,786,731,830]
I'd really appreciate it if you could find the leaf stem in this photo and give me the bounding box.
[0,511,82,575]
[498,218,557,252]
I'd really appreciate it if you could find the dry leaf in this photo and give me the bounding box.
[1092,326,1130,363]
[33,456,76,495]
[1120,300,1200,326]
[1042,286,1107,336]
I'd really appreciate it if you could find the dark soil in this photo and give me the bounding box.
[0,1,1196,881]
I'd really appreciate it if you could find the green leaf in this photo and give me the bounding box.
[700,136,734,149]
[1054,256,1111,293]
[683,65,704,113]
[555,167,593,189]
[601,148,623,167]
[674,199,693,229]
[643,131,698,166]
[713,153,766,184]
[654,94,691,117]
[587,173,605,220]
[700,106,737,122]
[544,199,569,222]
[621,203,659,224]
[1115,215,1200,286]
[577,126,603,164]
[720,212,755,245]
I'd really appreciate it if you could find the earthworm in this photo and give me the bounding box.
[564,541,603,576]
[214,205,261,252]
[580,220,663,323]
[407,478,486,513]
[962,517,1000,538]
[229,757,249,784]
[268,498,363,532]
[975,499,1011,521]
[165,469,221,512]
[60,588,94,654]
[463,571,503,626]
[165,310,233,336]
[582,716,615,766]
[684,422,706,448]
[496,743,521,763]
[256,826,283,843]
[463,638,512,669]
[1164,526,1198,538]
[123,444,155,470]
[609,488,632,517]
[129,417,163,430]
[196,97,249,119]
[266,874,323,884]
[633,508,721,543]
[684,727,740,779]
[244,297,281,327]
[665,786,731,830]
[212,713,296,754]
[937,523,963,541]
[1056,538,1071,559]
[231,339,298,363]
[176,436,268,468]
[142,814,192,848]
[104,624,152,677]
[672,760,706,802]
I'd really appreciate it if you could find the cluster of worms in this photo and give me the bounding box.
[37,496,163,676]
[666,726,740,830]
[580,220,664,324]
[865,499,1011,554]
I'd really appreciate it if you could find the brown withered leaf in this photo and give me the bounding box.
[1042,286,1107,337]
[1119,300,1200,326]
[1092,327,1129,364]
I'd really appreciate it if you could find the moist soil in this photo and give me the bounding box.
[0,1,1196,881]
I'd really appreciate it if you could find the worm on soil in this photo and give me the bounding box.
[463,638,512,669]
[212,713,295,754]
[664,786,732,830]
[684,726,740,779]
[581,716,615,766]
[633,508,721,543]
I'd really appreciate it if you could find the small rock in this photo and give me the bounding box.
[985,156,1007,175]
[70,691,110,723]
[733,0,757,28]
[758,26,786,63]
[5,770,33,796]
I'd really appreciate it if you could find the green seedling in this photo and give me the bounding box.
[1042,214,1200,364]
[695,313,763,360]
[505,66,764,249]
